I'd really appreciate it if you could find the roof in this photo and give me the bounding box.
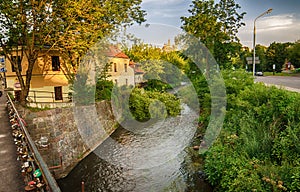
[129,60,135,65]
[115,52,129,59]
[134,68,144,74]
[105,46,129,59]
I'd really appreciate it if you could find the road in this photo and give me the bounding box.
[255,76,300,93]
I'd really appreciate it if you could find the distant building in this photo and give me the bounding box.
[282,59,295,72]
[105,46,135,86]
[129,61,144,85]
[162,39,177,53]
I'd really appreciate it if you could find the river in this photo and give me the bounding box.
[58,105,213,191]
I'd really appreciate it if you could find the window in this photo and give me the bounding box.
[11,56,22,72]
[124,64,128,72]
[54,86,63,100]
[125,78,128,86]
[52,56,60,71]
[107,63,112,72]
[114,63,117,72]
[114,79,118,85]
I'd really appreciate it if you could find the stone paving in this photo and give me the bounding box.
[0,92,24,192]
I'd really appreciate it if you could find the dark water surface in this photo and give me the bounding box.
[58,106,213,192]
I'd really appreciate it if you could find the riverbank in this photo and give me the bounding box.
[204,74,300,191]
[19,100,118,179]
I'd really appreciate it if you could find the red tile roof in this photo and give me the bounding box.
[115,52,129,59]
[105,46,129,59]
[134,68,144,74]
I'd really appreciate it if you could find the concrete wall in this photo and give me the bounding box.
[19,100,117,179]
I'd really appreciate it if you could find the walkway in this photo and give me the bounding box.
[0,92,24,192]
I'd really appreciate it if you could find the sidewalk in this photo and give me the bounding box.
[0,92,24,192]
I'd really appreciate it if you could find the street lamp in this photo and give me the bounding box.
[253,8,273,76]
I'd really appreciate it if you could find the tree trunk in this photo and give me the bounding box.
[19,54,37,106]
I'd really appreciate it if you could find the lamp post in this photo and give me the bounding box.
[253,8,273,76]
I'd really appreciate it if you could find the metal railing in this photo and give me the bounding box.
[7,93,61,192]
[27,90,71,104]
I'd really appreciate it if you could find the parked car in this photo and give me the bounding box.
[255,71,264,76]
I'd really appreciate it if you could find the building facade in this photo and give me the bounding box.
[0,46,144,107]
[2,49,70,107]
[105,46,138,87]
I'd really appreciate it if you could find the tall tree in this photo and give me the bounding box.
[287,41,300,68]
[125,44,164,80]
[180,0,245,69]
[266,42,289,72]
[124,43,188,86]
[0,0,145,105]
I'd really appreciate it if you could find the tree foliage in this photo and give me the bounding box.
[128,88,181,121]
[180,0,245,68]
[0,0,145,105]
[254,44,267,72]
[287,41,300,68]
[265,42,290,72]
[125,43,189,87]
[203,70,300,191]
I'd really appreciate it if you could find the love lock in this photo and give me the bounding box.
[11,123,19,129]
[12,131,19,138]
[9,110,14,116]
[27,156,34,162]
[14,138,22,146]
[26,166,33,173]
[17,133,23,139]
[23,161,30,168]
[15,141,21,146]
[21,169,26,176]
[21,154,28,161]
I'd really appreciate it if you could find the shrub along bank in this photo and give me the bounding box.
[203,70,300,191]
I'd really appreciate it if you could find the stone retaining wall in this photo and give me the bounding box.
[18,101,117,179]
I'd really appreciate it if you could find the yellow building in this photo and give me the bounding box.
[1,46,142,107]
[105,46,136,86]
[2,49,71,107]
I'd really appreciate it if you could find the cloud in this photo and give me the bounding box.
[238,14,300,47]
[150,8,186,18]
[258,14,294,30]
[142,0,186,5]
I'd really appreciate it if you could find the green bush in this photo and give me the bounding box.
[129,88,181,121]
[143,79,172,92]
[95,80,113,101]
[203,70,300,191]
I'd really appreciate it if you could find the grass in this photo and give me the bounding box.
[263,71,300,77]
[25,105,51,112]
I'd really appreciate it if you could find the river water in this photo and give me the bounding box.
[58,105,213,191]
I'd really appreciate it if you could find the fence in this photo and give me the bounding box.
[27,90,71,103]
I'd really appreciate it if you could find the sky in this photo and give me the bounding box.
[128,0,300,48]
